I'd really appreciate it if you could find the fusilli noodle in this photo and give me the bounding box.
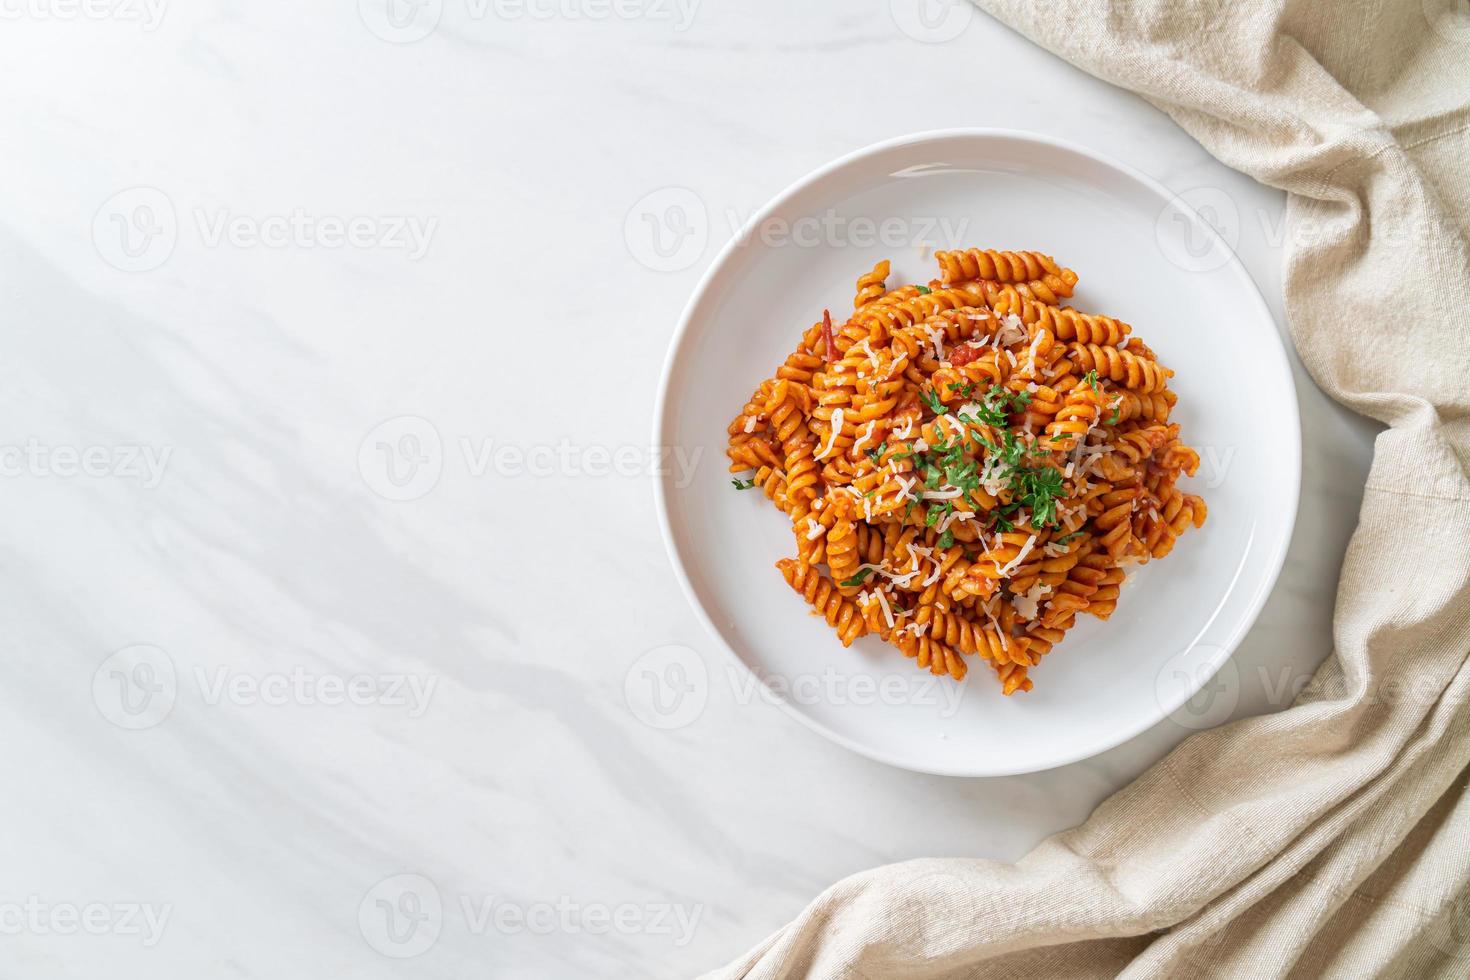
[728,249,1207,693]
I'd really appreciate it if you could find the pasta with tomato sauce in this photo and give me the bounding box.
[726,249,1206,694]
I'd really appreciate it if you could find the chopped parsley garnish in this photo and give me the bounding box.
[731,477,756,490]
[1083,369,1100,392]
[916,285,932,295]
[920,387,948,416]
[1056,530,1085,545]
[1015,465,1065,528]
[865,442,887,463]
[1105,399,1123,426]
[936,529,955,548]
[947,381,976,399]
[976,424,1068,531]
[964,384,1032,428]
[840,569,872,587]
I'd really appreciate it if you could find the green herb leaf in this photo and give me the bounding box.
[839,569,872,587]
[731,478,756,490]
[916,285,932,295]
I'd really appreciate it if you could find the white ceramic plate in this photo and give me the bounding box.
[654,130,1299,777]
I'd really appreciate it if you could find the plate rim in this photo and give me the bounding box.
[652,127,1302,777]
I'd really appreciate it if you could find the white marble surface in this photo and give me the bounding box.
[0,2,1379,977]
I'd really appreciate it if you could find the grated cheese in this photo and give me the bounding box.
[937,509,975,534]
[994,535,1039,576]
[1024,331,1045,375]
[1011,582,1054,621]
[815,408,845,460]
[924,324,947,362]
[874,588,895,629]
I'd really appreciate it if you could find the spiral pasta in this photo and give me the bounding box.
[728,249,1207,693]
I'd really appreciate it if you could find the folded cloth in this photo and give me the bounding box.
[703,0,1470,976]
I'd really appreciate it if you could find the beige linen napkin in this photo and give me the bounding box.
[704,0,1470,976]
